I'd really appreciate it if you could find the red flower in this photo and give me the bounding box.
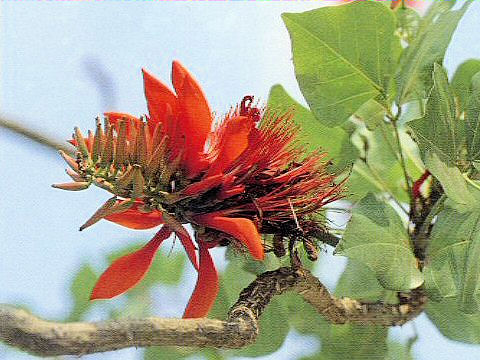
[54,61,343,318]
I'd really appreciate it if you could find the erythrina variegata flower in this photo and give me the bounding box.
[53,61,344,318]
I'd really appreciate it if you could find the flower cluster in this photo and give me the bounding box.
[54,61,343,318]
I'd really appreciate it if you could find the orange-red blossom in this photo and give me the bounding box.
[54,61,343,318]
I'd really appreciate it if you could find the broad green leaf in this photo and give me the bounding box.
[301,324,388,360]
[409,64,463,165]
[424,152,471,205]
[399,100,425,124]
[452,59,480,111]
[67,264,98,322]
[285,292,330,340]
[466,72,480,161]
[424,206,480,314]
[144,347,223,360]
[336,194,423,290]
[426,298,480,344]
[347,160,388,203]
[385,341,415,360]
[283,1,395,126]
[267,85,357,171]
[395,7,420,44]
[241,252,293,276]
[335,260,397,304]
[347,123,422,203]
[396,1,471,104]
[354,99,386,130]
[144,346,202,360]
[416,0,457,34]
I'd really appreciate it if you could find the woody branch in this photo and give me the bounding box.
[0,266,427,358]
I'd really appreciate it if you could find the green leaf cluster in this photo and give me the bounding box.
[277,0,480,350]
[336,194,423,291]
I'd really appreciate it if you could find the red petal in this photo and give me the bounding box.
[208,115,255,176]
[194,213,264,260]
[172,61,212,177]
[142,68,178,134]
[105,202,164,230]
[183,243,219,318]
[154,212,199,270]
[181,174,224,196]
[90,227,172,300]
[104,112,141,139]
[175,230,199,271]
[217,185,245,200]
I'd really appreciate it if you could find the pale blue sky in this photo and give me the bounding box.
[1,2,480,360]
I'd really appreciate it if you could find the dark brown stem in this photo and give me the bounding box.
[0,267,426,357]
[232,267,426,326]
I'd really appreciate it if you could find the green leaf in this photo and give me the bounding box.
[424,206,480,314]
[399,100,425,124]
[426,298,480,344]
[354,99,386,130]
[396,1,471,104]
[301,324,388,360]
[282,1,396,126]
[452,59,480,111]
[285,292,330,340]
[385,341,415,360]
[335,260,397,303]
[408,64,463,165]
[144,347,224,360]
[395,7,420,44]
[424,152,471,205]
[144,346,197,360]
[267,85,357,171]
[67,264,98,322]
[336,194,423,290]
[466,72,480,161]
[347,123,422,203]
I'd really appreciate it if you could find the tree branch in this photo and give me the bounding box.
[0,267,426,357]
[0,115,73,154]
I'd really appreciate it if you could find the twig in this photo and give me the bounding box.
[413,193,446,263]
[0,267,426,357]
[389,112,413,196]
[0,115,73,154]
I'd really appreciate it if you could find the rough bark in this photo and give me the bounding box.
[0,267,426,357]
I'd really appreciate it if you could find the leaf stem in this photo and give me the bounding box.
[463,174,480,192]
[363,156,409,215]
[388,109,413,196]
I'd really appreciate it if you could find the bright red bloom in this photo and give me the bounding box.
[54,61,343,318]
